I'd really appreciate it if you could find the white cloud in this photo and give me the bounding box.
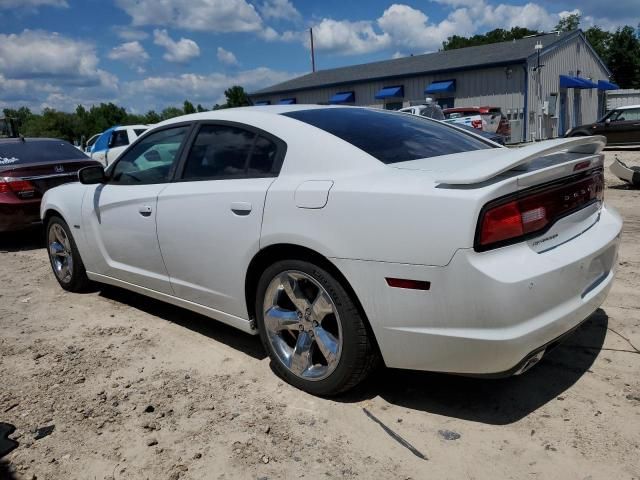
[0,30,114,87]
[108,41,150,68]
[0,0,67,9]
[112,26,149,41]
[259,0,301,22]
[310,18,392,55]
[153,29,200,63]
[123,67,297,110]
[116,0,263,33]
[0,30,118,112]
[217,47,239,66]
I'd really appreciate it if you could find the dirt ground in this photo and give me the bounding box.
[1,150,639,480]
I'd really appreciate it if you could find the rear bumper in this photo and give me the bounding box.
[0,200,41,232]
[332,205,622,375]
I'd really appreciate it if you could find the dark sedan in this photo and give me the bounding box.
[0,138,100,232]
[566,105,640,146]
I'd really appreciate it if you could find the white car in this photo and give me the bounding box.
[41,106,621,396]
[90,124,149,167]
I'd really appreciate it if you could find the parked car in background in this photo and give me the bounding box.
[41,106,620,396]
[399,104,504,144]
[566,105,640,146]
[1,138,99,232]
[443,106,511,139]
[91,125,149,166]
[398,102,445,120]
[84,133,102,153]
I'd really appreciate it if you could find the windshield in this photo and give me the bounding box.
[0,139,88,166]
[283,108,494,164]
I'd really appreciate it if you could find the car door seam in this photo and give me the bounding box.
[154,182,178,296]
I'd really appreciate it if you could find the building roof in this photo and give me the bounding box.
[252,31,576,96]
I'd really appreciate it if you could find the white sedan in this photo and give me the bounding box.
[41,106,622,396]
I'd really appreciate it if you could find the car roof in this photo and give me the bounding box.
[114,124,149,130]
[0,137,68,144]
[614,104,640,110]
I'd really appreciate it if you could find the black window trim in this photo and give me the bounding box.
[105,121,196,186]
[173,120,288,183]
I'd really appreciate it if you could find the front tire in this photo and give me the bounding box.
[255,259,377,396]
[46,216,90,292]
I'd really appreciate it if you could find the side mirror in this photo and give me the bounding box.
[78,165,107,184]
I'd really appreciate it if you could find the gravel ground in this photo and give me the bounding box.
[1,149,639,480]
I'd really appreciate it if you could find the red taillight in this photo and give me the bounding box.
[476,169,604,251]
[0,178,36,196]
[471,119,483,129]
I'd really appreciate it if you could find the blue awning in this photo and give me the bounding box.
[560,75,597,89]
[598,80,619,90]
[375,86,404,99]
[278,98,296,104]
[329,91,355,104]
[254,100,270,105]
[425,80,455,94]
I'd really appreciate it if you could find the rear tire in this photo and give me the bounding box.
[46,216,91,292]
[255,259,378,396]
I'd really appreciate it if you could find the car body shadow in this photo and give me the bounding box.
[0,226,45,252]
[97,285,267,361]
[0,460,17,480]
[343,309,608,425]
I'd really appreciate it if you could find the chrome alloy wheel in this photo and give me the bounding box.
[263,271,343,381]
[48,223,74,284]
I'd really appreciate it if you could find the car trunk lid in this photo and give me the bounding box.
[1,159,99,199]
[392,136,607,252]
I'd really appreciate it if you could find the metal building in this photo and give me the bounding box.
[250,30,617,143]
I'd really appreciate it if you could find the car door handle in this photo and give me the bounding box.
[230,202,252,216]
[138,205,153,217]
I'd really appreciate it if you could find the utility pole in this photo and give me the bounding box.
[310,28,316,73]
[533,41,544,141]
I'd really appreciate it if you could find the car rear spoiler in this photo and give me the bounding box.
[436,136,606,185]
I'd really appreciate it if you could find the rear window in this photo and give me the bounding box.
[0,140,88,165]
[283,108,493,164]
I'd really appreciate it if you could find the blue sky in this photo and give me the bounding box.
[0,0,636,113]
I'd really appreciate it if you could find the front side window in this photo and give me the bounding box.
[134,129,147,137]
[110,130,129,148]
[182,125,280,180]
[110,126,189,185]
[284,108,494,164]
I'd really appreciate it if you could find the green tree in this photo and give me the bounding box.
[223,85,250,108]
[607,26,640,88]
[585,26,612,61]
[442,27,539,50]
[160,106,184,120]
[183,100,196,114]
[555,13,581,32]
[144,110,162,124]
[196,104,207,112]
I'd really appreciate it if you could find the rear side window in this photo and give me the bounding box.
[110,130,129,148]
[249,136,278,175]
[182,125,281,180]
[284,108,494,164]
[183,125,255,180]
[0,140,88,165]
